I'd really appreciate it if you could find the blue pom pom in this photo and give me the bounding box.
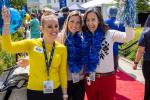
[119,0,136,27]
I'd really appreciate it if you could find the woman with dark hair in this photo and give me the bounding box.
[133,15,150,100]
[82,7,134,100]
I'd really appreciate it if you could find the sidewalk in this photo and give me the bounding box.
[118,56,145,84]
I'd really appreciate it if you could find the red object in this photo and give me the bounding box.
[115,70,144,100]
[85,74,116,100]
[84,70,144,100]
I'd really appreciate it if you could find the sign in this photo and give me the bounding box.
[59,0,67,9]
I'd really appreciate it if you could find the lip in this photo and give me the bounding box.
[50,32,58,36]
[89,27,95,30]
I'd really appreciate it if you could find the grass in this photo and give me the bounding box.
[119,27,143,61]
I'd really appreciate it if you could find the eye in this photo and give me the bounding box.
[86,19,90,22]
[76,21,81,24]
[69,20,74,23]
[92,18,96,21]
[47,25,52,28]
[55,25,58,28]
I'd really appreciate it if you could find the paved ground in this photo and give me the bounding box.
[118,56,145,84]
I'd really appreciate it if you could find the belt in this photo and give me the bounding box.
[95,71,115,77]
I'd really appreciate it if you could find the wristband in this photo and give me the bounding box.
[134,61,139,65]
[63,94,68,98]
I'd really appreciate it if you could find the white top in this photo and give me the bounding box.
[56,27,134,77]
[96,27,134,73]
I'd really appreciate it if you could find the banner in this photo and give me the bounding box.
[59,0,67,9]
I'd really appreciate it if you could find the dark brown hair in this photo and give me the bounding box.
[83,7,109,33]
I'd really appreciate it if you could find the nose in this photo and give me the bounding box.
[51,27,58,33]
[72,22,77,28]
[86,20,92,27]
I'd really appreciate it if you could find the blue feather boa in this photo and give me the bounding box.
[119,0,136,28]
[82,27,105,73]
[65,32,83,73]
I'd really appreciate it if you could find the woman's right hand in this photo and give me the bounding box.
[16,58,29,68]
[2,6,10,24]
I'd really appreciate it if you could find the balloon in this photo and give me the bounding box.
[21,9,26,18]
[0,0,22,34]
[9,8,22,34]
[0,8,22,34]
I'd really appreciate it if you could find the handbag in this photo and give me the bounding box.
[0,65,29,100]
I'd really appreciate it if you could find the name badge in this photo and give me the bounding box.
[89,72,95,81]
[72,73,80,83]
[43,80,54,94]
[33,46,43,53]
[86,76,91,86]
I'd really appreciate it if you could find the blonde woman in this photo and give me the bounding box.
[2,6,67,100]
[57,11,85,100]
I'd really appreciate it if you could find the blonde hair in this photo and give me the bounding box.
[41,14,58,27]
[42,7,54,16]
[61,11,83,42]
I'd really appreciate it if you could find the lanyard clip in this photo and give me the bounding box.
[86,76,91,86]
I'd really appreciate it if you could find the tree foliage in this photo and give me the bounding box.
[115,0,150,12]
[136,0,150,12]
[8,0,27,9]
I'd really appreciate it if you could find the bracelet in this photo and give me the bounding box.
[134,61,139,65]
[63,94,68,98]
[4,23,10,24]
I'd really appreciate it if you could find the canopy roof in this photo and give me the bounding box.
[69,3,86,10]
[81,0,117,8]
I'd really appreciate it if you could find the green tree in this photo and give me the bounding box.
[115,0,150,12]
[136,0,150,12]
[45,4,52,9]
[8,0,27,9]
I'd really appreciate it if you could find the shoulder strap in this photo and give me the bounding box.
[4,90,12,100]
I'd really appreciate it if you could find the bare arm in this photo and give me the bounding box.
[2,6,10,35]
[132,46,145,70]
[112,27,134,43]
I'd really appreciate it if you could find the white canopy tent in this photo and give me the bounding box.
[81,0,117,8]
[81,0,117,18]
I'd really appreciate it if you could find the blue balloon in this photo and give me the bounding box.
[9,8,22,34]
[0,8,22,34]
[21,9,26,18]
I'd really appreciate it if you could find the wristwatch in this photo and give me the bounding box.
[134,61,139,65]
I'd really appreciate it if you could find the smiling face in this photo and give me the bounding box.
[86,12,99,33]
[41,15,59,39]
[67,15,81,34]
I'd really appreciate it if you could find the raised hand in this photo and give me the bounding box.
[2,6,10,24]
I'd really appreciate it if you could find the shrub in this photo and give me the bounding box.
[119,27,143,61]
[0,27,24,74]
